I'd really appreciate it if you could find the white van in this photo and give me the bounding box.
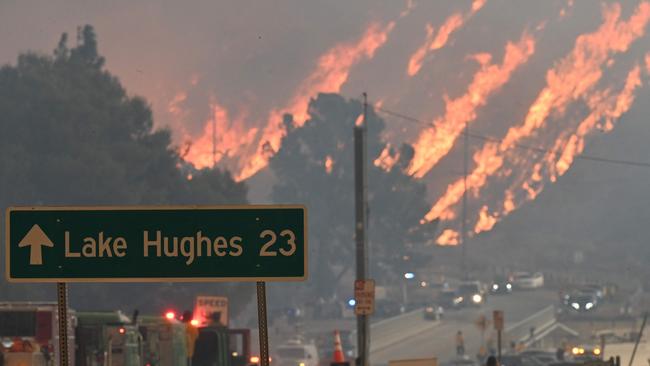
[274,339,320,366]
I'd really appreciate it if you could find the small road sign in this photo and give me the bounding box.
[493,310,504,331]
[354,279,375,315]
[194,295,229,326]
[6,205,306,282]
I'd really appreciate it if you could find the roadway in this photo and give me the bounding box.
[370,290,559,366]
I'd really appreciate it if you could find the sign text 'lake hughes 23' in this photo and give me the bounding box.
[5,205,306,282]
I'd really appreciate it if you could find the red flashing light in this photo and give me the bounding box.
[118,327,126,334]
[165,311,176,320]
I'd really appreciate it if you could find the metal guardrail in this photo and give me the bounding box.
[371,308,434,352]
[504,305,556,343]
[349,308,441,354]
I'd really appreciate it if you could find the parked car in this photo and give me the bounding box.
[512,272,544,289]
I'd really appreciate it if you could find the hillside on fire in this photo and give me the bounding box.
[2,2,650,357]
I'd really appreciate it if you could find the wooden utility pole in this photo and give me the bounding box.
[355,93,370,366]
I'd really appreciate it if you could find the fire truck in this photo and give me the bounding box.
[0,301,255,366]
[75,311,143,366]
[0,301,74,366]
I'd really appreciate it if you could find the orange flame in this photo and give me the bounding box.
[479,64,643,234]
[407,0,486,76]
[235,21,396,181]
[557,66,641,176]
[474,205,497,234]
[374,144,401,172]
[500,2,649,152]
[324,155,334,174]
[424,2,650,238]
[355,114,365,127]
[408,32,536,178]
[183,102,257,169]
[436,229,460,245]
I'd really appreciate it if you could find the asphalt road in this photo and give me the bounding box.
[369,289,559,366]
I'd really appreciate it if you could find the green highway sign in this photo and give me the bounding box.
[5,205,307,282]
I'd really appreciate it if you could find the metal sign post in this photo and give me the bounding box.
[57,282,69,366]
[493,310,504,362]
[257,281,270,366]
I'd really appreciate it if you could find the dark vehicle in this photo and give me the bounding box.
[437,289,463,310]
[517,350,560,366]
[548,362,583,366]
[570,345,602,361]
[491,277,513,295]
[423,304,444,320]
[456,282,486,306]
[193,326,232,366]
[565,292,598,312]
[498,353,556,366]
[499,355,526,366]
[528,354,558,366]
[578,285,605,300]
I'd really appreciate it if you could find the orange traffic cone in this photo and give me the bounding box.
[332,330,346,363]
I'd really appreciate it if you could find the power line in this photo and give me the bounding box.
[373,105,650,169]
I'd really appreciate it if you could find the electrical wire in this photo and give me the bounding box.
[374,105,650,169]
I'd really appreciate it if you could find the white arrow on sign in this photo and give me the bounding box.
[18,224,54,265]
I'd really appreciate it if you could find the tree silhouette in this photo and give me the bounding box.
[0,25,250,314]
[269,93,435,299]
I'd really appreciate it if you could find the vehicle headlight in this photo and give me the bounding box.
[300,363,306,366]
[571,302,580,310]
[506,283,512,290]
[472,294,483,303]
[492,284,499,290]
[594,348,601,356]
[572,347,580,355]
[585,302,594,310]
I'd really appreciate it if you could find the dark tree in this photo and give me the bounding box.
[0,26,251,314]
[269,93,435,300]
